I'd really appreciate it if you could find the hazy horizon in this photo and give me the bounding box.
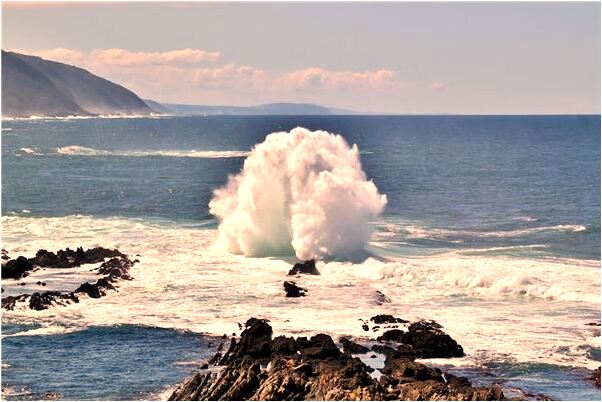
[2,1,600,114]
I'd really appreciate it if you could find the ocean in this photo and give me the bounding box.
[1,115,600,400]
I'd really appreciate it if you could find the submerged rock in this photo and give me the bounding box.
[170,318,503,401]
[373,290,392,305]
[288,260,320,276]
[284,281,307,297]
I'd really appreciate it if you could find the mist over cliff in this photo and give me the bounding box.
[2,51,152,118]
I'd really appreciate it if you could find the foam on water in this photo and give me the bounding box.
[2,214,599,372]
[54,145,249,158]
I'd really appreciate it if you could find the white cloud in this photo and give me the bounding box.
[89,48,220,66]
[9,48,414,107]
[283,67,400,90]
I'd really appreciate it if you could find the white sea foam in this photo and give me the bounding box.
[16,147,43,156]
[2,214,599,370]
[2,113,166,122]
[403,224,587,240]
[209,127,387,260]
[55,145,249,159]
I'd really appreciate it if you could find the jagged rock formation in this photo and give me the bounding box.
[169,318,504,401]
[1,247,136,310]
[288,260,320,276]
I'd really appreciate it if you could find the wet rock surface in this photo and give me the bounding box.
[340,337,369,354]
[1,256,34,280]
[283,281,307,297]
[287,259,320,276]
[1,247,135,310]
[169,318,503,401]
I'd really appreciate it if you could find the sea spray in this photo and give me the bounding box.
[209,127,387,259]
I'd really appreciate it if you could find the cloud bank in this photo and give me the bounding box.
[10,47,440,109]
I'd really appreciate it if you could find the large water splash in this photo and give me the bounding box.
[209,127,387,260]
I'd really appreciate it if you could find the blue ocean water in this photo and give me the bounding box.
[1,115,600,400]
[2,115,600,259]
[1,323,216,400]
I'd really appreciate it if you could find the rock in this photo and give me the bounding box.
[29,292,79,310]
[96,256,134,280]
[339,337,369,354]
[1,247,135,311]
[169,318,503,401]
[370,314,409,324]
[284,281,307,297]
[401,320,464,358]
[373,290,391,305]
[30,247,124,268]
[288,260,320,275]
[377,329,405,342]
[1,294,28,310]
[2,256,34,279]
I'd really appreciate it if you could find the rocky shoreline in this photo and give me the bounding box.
[169,317,504,401]
[1,247,137,310]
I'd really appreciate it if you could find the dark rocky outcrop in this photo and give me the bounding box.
[370,314,409,325]
[377,329,406,343]
[288,260,320,276]
[1,256,34,279]
[372,318,464,359]
[1,247,124,281]
[339,337,369,354]
[284,281,307,297]
[29,291,79,311]
[1,247,135,311]
[169,318,504,401]
[30,247,124,268]
[401,320,464,358]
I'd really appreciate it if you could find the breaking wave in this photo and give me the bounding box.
[55,145,249,158]
[209,127,387,260]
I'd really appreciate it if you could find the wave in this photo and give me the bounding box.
[2,113,166,122]
[16,147,43,156]
[209,127,387,260]
[402,224,587,240]
[1,214,599,370]
[55,145,249,158]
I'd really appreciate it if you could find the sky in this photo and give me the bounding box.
[2,1,600,114]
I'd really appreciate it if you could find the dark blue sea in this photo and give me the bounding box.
[1,115,600,400]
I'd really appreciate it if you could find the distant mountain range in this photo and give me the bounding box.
[1,50,357,118]
[146,101,357,116]
[2,51,152,118]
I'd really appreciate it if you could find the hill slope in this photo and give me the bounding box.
[2,51,152,118]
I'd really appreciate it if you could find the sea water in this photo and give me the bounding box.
[1,115,600,400]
